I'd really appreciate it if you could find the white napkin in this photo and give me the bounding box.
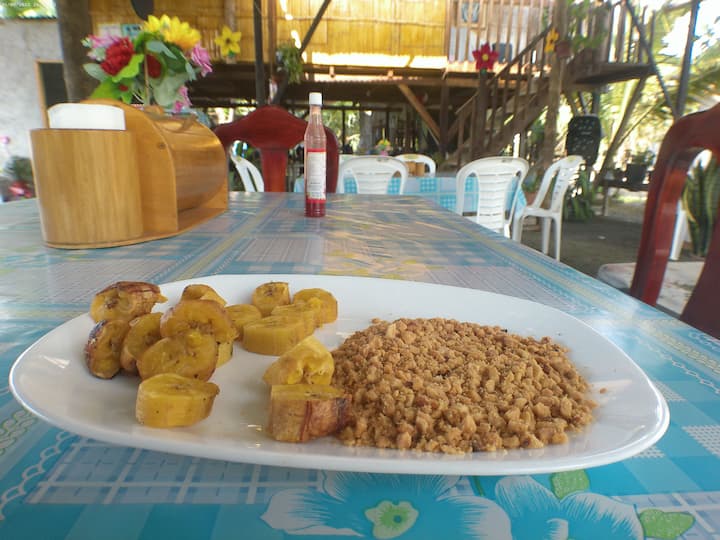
[48,103,126,130]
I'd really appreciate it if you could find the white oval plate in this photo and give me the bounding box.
[10,274,669,475]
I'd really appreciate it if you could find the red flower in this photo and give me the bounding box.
[145,54,162,78]
[472,44,499,73]
[100,37,134,75]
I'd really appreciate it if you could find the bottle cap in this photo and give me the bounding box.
[309,92,322,106]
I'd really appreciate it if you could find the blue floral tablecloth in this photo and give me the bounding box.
[0,194,718,540]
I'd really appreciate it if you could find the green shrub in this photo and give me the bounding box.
[683,155,720,257]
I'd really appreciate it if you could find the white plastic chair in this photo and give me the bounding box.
[670,200,690,261]
[395,153,437,176]
[230,143,264,192]
[337,156,408,194]
[512,155,584,260]
[454,157,529,237]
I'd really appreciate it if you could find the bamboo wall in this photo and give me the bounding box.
[88,0,549,68]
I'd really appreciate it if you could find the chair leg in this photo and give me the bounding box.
[512,216,524,242]
[541,218,551,255]
[554,218,562,261]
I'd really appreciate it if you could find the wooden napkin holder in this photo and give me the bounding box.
[30,100,227,249]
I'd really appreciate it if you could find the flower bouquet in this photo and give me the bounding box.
[83,15,212,112]
[375,138,392,156]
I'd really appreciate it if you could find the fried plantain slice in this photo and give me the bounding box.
[225,303,263,341]
[136,373,219,428]
[267,384,351,442]
[137,330,218,381]
[160,299,237,343]
[90,281,166,323]
[242,315,307,356]
[85,319,130,379]
[251,281,291,316]
[263,336,334,386]
[292,288,338,324]
[120,312,162,374]
[180,284,227,306]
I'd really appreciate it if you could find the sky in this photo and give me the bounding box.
[640,0,720,56]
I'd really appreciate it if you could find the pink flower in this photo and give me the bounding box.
[90,34,122,49]
[173,86,192,113]
[191,44,212,76]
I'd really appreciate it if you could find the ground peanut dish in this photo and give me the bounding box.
[332,318,596,454]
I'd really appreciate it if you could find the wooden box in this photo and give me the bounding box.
[30,100,228,249]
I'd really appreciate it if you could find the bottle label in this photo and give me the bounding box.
[305,149,327,200]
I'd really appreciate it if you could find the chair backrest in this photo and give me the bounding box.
[214,105,339,193]
[630,103,720,338]
[454,157,529,235]
[338,156,408,195]
[529,155,585,213]
[230,145,264,192]
[395,153,437,175]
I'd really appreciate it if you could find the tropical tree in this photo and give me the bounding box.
[0,0,55,18]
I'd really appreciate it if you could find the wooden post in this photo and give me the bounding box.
[439,82,449,155]
[471,71,489,159]
[253,0,267,105]
[541,0,567,171]
[54,0,95,102]
[224,0,236,30]
[676,0,700,116]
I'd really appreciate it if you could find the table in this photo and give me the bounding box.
[1,194,719,539]
[293,175,528,216]
[601,171,650,216]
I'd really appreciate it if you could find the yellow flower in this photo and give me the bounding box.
[143,14,201,51]
[545,28,559,53]
[215,26,241,58]
[143,14,169,34]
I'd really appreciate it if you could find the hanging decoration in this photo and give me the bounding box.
[472,43,499,74]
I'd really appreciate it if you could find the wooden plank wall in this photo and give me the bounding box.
[446,0,551,70]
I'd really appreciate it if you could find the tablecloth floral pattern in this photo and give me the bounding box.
[0,194,718,539]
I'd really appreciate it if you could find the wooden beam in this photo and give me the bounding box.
[397,84,440,143]
[300,0,332,54]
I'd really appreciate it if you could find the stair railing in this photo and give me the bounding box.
[448,26,552,166]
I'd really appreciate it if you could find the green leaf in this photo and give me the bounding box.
[150,72,188,107]
[83,62,109,82]
[639,509,694,539]
[185,61,196,80]
[111,53,144,82]
[146,39,176,58]
[89,78,123,100]
[550,470,589,499]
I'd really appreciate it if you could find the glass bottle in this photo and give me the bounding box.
[304,92,327,217]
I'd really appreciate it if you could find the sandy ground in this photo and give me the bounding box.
[518,191,698,277]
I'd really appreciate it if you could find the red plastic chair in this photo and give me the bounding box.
[214,105,339,193]
[629,103,720,338]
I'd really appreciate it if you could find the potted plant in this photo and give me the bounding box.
[625,149,655,186]
[275,42,303,85]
